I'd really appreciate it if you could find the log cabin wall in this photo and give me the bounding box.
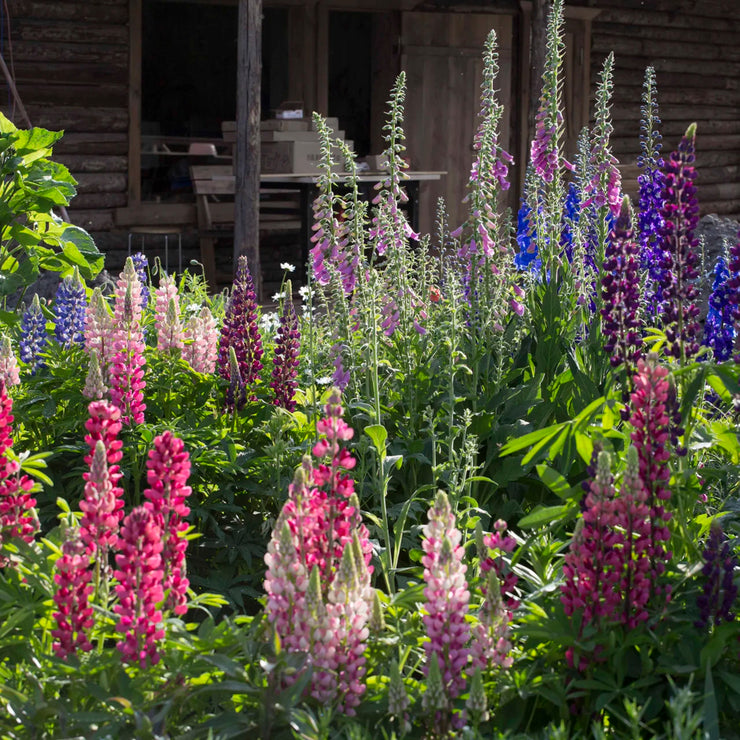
[581,0,740,221]
[1,0,130,247]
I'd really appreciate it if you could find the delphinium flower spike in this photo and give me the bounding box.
[702,256,736,361]
[143,430,192,615]
[217,255,263,396]
[54,268,87,347]
[600,197,643,376]
[271,281,300,412]
[658,123,701,364]
[0,381,39,566]
[637,66,666,319]
[109,259,147,425]
[421,491,471,717]
[0,336,20,388]
[113,506,166,668]
[19,294,47,375]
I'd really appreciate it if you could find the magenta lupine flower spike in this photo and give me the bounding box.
[183,306,218,374]
[421,491,471,710]
[0,381,39,566]
[114,506,166,668]
[658,123,701,363]
[629,354,673,599]
[600,197,643,373]
[51,528,94,659]
[0,336,20,388]
[561,452,622,633]
[271,285,300,412]
[696,521,738,629]
[109,260,147,424]
[79,438,125,559]
[155,274,184,354]
[143,431,192,615]
[217,255,263,395]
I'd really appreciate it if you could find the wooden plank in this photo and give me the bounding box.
[72,192,128,209]
[315,1,328,116]
[596,7,740,32]
[610,86,740,108]
[13,61,128,85]
[596,21,739,48]
[66,208,116,231]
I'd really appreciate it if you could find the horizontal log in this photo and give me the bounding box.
[25,105,128,132]
[55,132,128,155]
[595,7,740,32]
[613,135,740,155]
[57,155,128,173]
[696,182,740,201]
[15,83,128,109]
[115,203,198,227]
[9,41,128,66]
[610,86,740,109]
[16,20,128,46]
[596,54,740,78]
[593,35,740,62]
[74,173,127,194]
[699,201,740,217]
[13,61,127,85]
[603,68,739,92]
[589,0,739,19]
[596,21,739,48]
[612,105,740,122]
[11,0,128,23]
[71,192,128,209]
[65,208,115,232]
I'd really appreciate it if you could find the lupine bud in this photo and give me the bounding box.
[0,336,20,388]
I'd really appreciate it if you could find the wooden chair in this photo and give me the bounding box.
[190,165,302,290]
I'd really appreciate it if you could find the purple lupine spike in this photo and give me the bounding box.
[54,269,88,347]
[270,291,300,412]
[658,124,701,363]
[702,256,736,362]
[130,252,150,309]
[600,197,643,373]
[696,522,738,630]
[217,256,263,396]
[19,295,47,375]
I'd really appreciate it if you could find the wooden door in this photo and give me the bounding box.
[400,12,514,236]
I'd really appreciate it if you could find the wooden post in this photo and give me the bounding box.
[235,0,262,296]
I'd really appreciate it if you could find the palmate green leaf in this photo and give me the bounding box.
[500,422,567,457]
[536,464,578,500]
[364,423,387,457]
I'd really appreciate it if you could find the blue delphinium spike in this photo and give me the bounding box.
[702,256,735,362]
[130,252,150,309]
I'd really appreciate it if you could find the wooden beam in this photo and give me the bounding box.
[235,0,262,294]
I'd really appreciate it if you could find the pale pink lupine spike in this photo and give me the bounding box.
[0,336,20,387]
[421,491,471,708]
[155,276,184,354]
[82,352,107,400]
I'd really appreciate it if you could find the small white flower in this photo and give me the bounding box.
[299,285,312,302]
[280,262,295,273]
[185,302,202,314]
[271,291,286,302]
[315,376,332,386]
